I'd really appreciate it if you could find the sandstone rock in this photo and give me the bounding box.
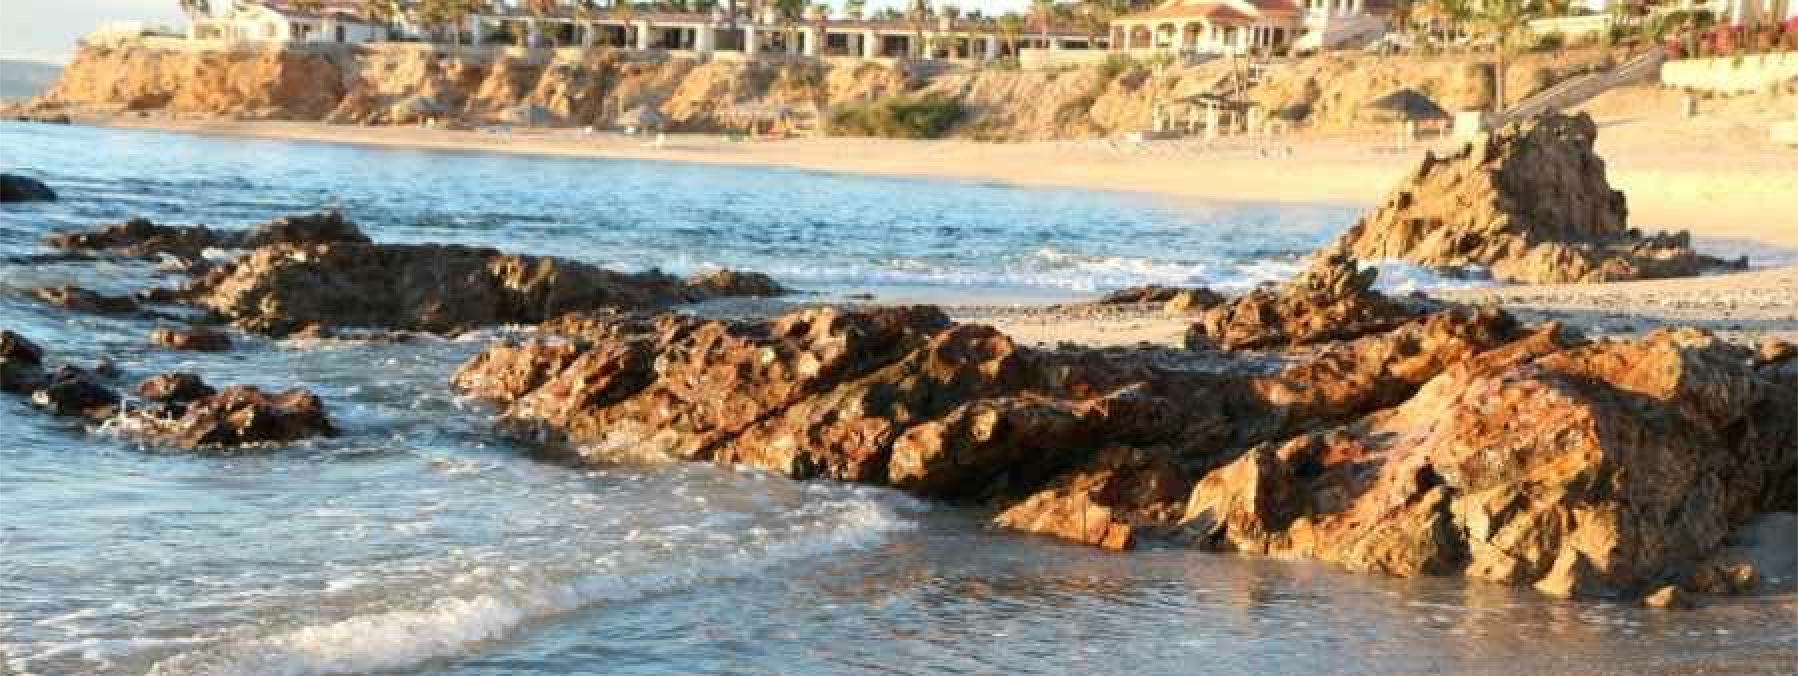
[33,286,141,315]
[136,372,217,405]
[188,241,766,335]
[125,385,335,450]
[1757,339,1796,368]
[1643,585,1692,609]
[1095,285,1221,308]
[150,327,234,352]
[1164,288,1226,316]
[0,174,56,202]
[1330,113,1740,284]
[1181,327,1796,597]
[991,445,1191,550]
[238,210,370,249]
[1684,512,1797,595]
[1186,253,1422,351]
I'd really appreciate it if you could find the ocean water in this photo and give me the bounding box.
[0,121,1793,676]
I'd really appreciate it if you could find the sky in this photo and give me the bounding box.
[0,0,1036,65]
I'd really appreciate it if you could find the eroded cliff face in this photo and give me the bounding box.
[38,42,1626,139]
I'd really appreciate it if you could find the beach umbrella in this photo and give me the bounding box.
[617,104,667,132]
[1362,89,1450,121]
[506,103,560,128]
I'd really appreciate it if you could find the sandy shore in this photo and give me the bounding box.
[69,88,1798,349]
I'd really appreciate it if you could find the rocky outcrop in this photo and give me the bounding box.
[1330,113,1740,284]
[1180,327,1796,597]
[47,211,369,261]
[1185,253,1422,351]
[187,240,781,335]
[0,174,56,202]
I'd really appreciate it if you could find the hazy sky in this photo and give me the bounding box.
[2,0,187,63]
[2,0,1035,64]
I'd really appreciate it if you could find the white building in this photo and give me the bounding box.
[189,1,387,45]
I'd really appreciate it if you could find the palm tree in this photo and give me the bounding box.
[997,12,1024,57]
[361,0,396,40]
[526,0,559,47]
[905,0,931,59]
[613,0,638,48]
[1076,0,1113,48]
[1030,0,1058,51]
[845,0,866,20]
[1472,0,1536,112]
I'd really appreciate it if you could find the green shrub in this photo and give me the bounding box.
[1097,53,1137,80]
[826,94,965,138]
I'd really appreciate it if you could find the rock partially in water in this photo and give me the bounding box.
[682,269,789,300]
[0,174,56,202]
[0,330,45,365]
[1643,585,1693,609]
[136,372,217,406]
[30,366,121,419]
[1186,253,1422,351]
[46,210,370,261]
[33,286,141,315]
[991,445,1191,550]
[124,385,336,450]
[150,326,233,352]
[1331,112,1742,284]
[191,241,781,336]
[1181,327,1796,598]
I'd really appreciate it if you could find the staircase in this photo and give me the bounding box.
[1496,48,1666,126]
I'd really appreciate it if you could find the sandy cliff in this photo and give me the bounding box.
[37,42,1623,139]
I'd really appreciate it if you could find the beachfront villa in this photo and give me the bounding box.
[187,1,391,45]
[1109,0,1391,56]
[167,0,1385,63]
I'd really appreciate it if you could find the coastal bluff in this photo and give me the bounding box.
[31,42,1622,140]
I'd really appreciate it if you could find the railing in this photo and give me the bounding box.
[1497,48,1665,125]
[1525,15,1615,39]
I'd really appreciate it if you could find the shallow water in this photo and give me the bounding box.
[1,122,1793,676]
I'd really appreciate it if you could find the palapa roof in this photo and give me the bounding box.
[1362,88,1450,120]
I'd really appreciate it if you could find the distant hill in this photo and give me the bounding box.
[0,60,64,102]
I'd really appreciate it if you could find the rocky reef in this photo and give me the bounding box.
[1330,112,1742,284]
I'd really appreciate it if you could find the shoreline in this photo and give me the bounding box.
[77,111,1798,252]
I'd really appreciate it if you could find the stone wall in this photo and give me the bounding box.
[1660,51,1798,94]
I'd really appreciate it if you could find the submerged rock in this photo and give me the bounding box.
[136,372,217,406]
[32,286,141,315]
[150,326,233,352]
[1186,253,1422,351]
[1331,112,1742,284]
[0,174,56,202]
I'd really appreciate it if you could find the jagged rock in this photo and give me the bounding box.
[991,445,1191,550]
[136,372,217,405]
[682,269,788,300]
[189,241,775,336]
[46,211,370,260]
[33,286,140,315]
[1163,288,1226,316]
[124,385,335,450]
[1331,112,1741,284]
[150,327,233,352]
[1758,339,1796,368]
[30,367,121,419]
[0,174,56,202]
[1180,327,1796,598]
[1185,253,1422,351]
